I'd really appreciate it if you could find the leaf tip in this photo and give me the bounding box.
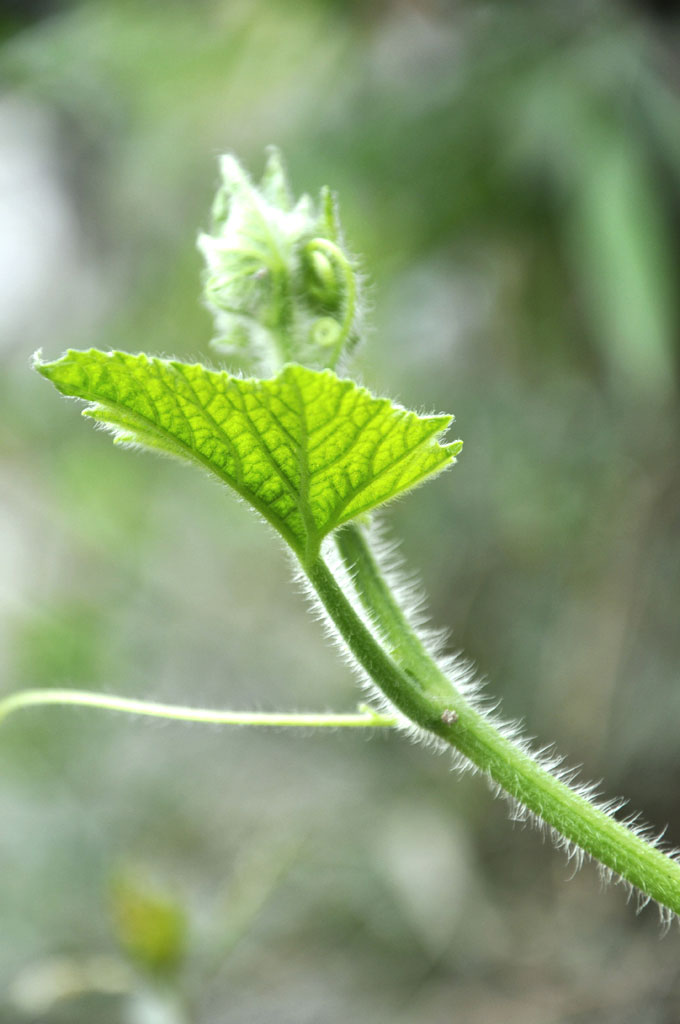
[32,348,50,379]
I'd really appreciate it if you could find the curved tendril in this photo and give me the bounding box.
[305,237,357,369]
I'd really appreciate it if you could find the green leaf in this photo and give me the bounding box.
[568,136,674,397]
[35,350,461,563]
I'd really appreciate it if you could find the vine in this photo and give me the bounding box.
[8,149,679,924]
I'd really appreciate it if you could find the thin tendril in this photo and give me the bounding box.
[0,689,399,730]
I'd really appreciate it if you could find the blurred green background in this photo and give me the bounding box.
[2,1,680,1021]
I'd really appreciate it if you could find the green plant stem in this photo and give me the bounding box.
[307,536,680,916]
[0,689,398,730]
[335,524,451,691]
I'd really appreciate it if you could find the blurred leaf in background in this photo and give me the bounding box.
[110,868,187,979]
[2,1,680,1022]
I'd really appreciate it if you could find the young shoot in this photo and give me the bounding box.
[7,148,680,924]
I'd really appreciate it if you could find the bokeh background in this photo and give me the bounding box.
[2,1,680,1021]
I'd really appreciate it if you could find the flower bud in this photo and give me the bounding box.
[198,149,362,373]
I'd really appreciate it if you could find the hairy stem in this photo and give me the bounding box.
[0,689,398,730]
[307,534,680,917]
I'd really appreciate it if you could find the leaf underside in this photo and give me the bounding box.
[35,350,461,562]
